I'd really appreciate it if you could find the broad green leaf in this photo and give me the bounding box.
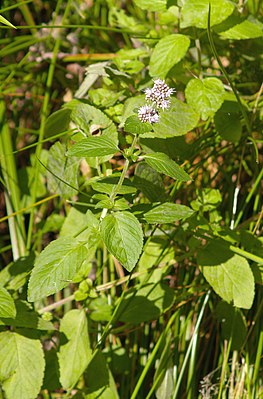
[66,100,117,137]
[144,203,194,224]
[185,78,225,120]
[180,0,235,29]
[67,135,119,158]
[0,254,34,292]
[47,142,79,197]
[65,100,118,166]
[0,331,45,399]
[85,350,119,398]
[220,19,263,40]
[151,98,199,137]
[214,111,242,142]
[124,115,152,135]
[0,15,16,29]
[44,108,72,139]
[191,188,222,211]
[0,286,16,318]
[133,0,167,12]
[133,163,167,202]
[116,282,174,323]
[60,208,99,245]
[91,175,137,195]
[28,237,88,302]
[58,309,92,390]
[100,211,143,272]
[149,34,190,78]
[0,300,54,330]
[198,239,255,309]
[215,302,247,350]
[143,152,191,181]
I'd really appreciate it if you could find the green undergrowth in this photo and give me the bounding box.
[0,1,262,398]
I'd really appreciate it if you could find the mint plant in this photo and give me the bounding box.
[0,0,262,398]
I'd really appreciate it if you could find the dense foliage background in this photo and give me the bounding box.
[0,1,262,398]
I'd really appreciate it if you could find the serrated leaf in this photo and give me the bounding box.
[185,78,225,120]
[214,111,242,142]
[119,95,145,128]
[149,34,190,78]
[143,152,191,181]
[151,98,199,137]
[47,142,79,197]
[67,135,119,158]
[0,331,45,399]
[220,19,263,40]
[180,0,235,29]
[198,239,255,309]
[0,286,16,318]
[144,203,194,224]
[133,0,166,12]
[0,15,16,29]
[91,175,137,195]
[58,309,92,390]
[28,237,88,302]
[124,115,152,135]
[100,212,143,272]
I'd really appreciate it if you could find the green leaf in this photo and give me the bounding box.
[58,309,92,390]
[119,95,145,128]
[85,350,119,398]
[215,302,247,350]
[91,175,137,195]
[220,19,263,40]
[0,300,54,330]
[149,34,190,78]
[151,98,199,138]
[124,115,152,135]
[144,203,194,224]
[66,100,117,137]
[28,237,88,302]
[44,108,72,139]
[133,162,167,202]
[214,111,242,142]
[67,135,119,158]
[143,152,191,181]
[180,0,235,29]
[0,331,45,399]
[198,239,255,309]
[116,282,174,323]
[0,15,16,29]
[185,78,225,120]
[47,142,79,197]
[0,286,16,318]
[100,211,143,272]
[133,0,167,12]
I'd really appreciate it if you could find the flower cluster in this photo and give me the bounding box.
[137,79,175,124]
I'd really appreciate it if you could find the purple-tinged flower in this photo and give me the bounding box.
[138,105,159,124]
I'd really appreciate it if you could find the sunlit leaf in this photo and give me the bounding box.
[185,78,225,120]
[58,309,92,390]
[143,152,191,181]
[0,332,44,399]
[100,212,143,272]
[144,203,194,224]
[198,239,255,309]
[0,286,16,318]
[28,237,88,302]
[149,34,190,78]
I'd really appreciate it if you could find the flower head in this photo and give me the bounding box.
[138,105,159,124]
[137,79,175,124]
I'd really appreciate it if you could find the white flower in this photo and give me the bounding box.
[138,105,159,124]
[144,79,175,110]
